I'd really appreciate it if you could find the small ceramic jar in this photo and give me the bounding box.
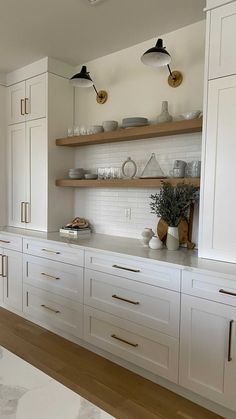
[149,236,163,250]
[141,228,154,247]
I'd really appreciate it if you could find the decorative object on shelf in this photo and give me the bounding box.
[185,161,201,178]
[60,217,91,237]
[98,167,121,179]
[122,117,149,128]
[122,157,137,178]
[157,101,173,123]
[102,121,118,132]
[150,183,199,250]
[90,125,104,134]
[68,168,85,179]
[84,173,98,180]
[157,217,189,246]
[141,38,183,88]
[180,110,201,120]
[67,127,74,137]
[70,65,108,104]
[141,228,154,247]
[140,153,165,179]
[149,235,163,250]
[169,160,186,178]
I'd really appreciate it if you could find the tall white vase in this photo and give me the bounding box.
[166,226,179,251]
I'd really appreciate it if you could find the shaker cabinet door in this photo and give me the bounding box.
[199,75,236,262]
[8,124,27,228]
[3,249,23,312]
[209,2,236,79]
[7,81,26,125]
[179,295,236,411]
[25,74,47,121]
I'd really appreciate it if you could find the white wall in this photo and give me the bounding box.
[0,85,6,226]
[74,20,205,241]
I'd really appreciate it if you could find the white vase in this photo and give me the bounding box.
[166,226,179,251]
[149,236,163,250]
[157,101,173,123]
[141,228,154,247]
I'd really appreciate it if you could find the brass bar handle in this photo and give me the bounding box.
[41,304,60,314]
[112,264,140,273]
[20,99,25,115]
[21,202,26,223]
[112,294,140,305]
[25,98,29,114]
[0,254,3,277]
[41,272,60,280]
[25,202,30,223]
[219,289,236,297]
[0,240,11,244]
[2,255,8,278]
[111,334,138,348]
[228,320,234,362]
[41,249,61,255]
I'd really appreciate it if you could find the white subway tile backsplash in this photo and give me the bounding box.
[74,134,202,241]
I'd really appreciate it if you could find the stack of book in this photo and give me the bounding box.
[59,227,91,238]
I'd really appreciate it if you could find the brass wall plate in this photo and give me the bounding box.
[168,71,183,88]
[96,90,108,104]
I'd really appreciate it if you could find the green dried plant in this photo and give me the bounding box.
[150,183,199,227]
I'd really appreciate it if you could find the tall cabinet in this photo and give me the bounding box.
[199,0,236,263]
[7,71,75,232]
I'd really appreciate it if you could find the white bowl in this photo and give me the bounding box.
[181,111,201,120]
[102,121,118,132]
[91,125,104,134]
[84,174,98,180]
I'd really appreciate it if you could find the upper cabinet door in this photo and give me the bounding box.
[25,74,47,121]
[8,124,27,228]
[209,2,236,79]
[199,75,236,263]
[7,81,26,125]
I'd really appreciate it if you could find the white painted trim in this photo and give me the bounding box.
[6,57,76,86]
[205,0,235,11]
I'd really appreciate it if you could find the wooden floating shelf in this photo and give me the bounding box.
[56,118,202,147]
[56,178,200,188]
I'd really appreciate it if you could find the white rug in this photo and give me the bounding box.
[0,346,114,419]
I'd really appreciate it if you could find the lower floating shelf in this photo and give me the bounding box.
[56,178,200,188]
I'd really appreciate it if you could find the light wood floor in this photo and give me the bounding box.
[0,307,223,419]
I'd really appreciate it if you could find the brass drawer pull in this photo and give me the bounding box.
[20,98,25,115]
[112,294,140,305]
[0,254,3,276]
[25,202,30,223]
[111,334,138,348]
[41,248,61,255]
[41,304,60,314]
[2,255,8,278]
[228,320,234,362]
[41,272,60,280]
[0,240,11,244]
[21,202,26,223]
[112,264,140,273]
[219,289,236,297]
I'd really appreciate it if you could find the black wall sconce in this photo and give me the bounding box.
[70,65,108,104]
[141,38,183,88]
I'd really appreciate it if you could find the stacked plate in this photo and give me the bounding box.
[122,117,149,128]
[68,168,84,179]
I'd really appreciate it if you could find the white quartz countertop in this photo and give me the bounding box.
[1,226,236,279]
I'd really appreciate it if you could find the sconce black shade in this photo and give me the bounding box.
[141,38,171,67]
[70,65,94,87]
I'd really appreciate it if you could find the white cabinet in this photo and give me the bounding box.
[8,119,47,230]
[7,74,46,125]
[209,1,236,79]
[0,249,22,312]
[179,294,236,411]
[199,75,236,262]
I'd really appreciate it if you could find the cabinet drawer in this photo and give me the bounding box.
[182,270,236,306]
[84,269,180,337]
[23,255,83,302]
[85,251,181,291]
[23,285,83,338]
[23,239,84,266]
[84,307,179,383]
[0,233,22,252]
